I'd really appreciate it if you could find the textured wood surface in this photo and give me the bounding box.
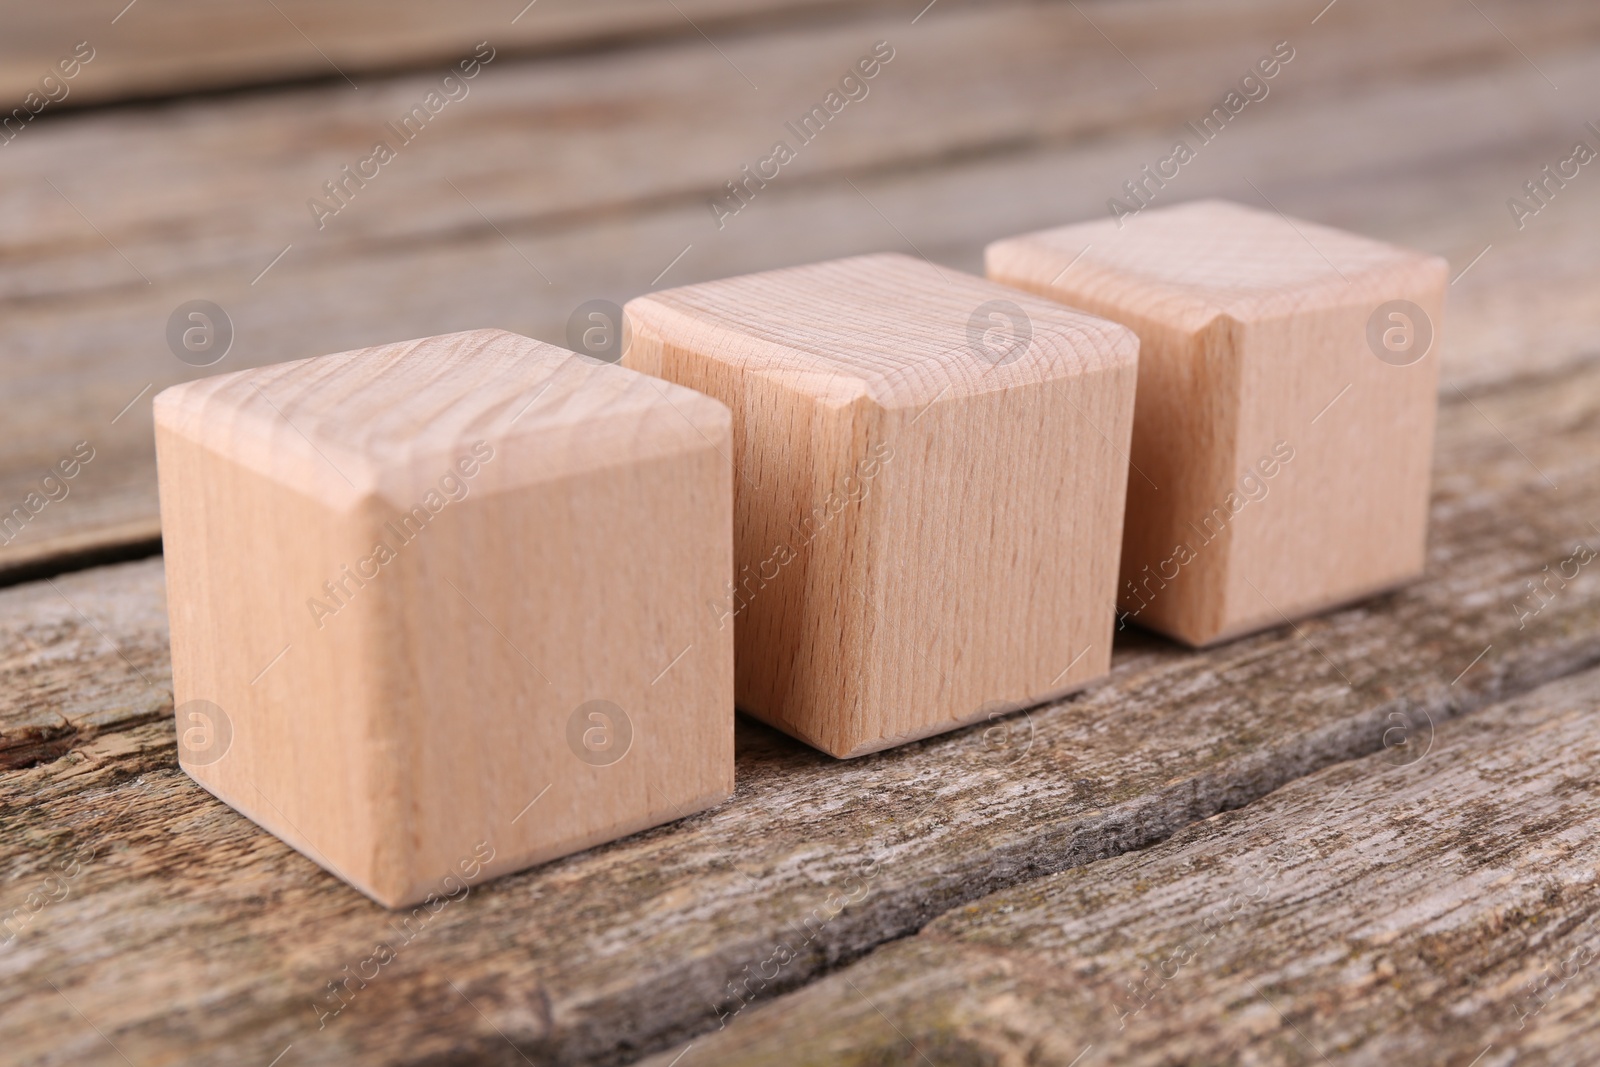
[3,0,1600,577]
[0,558,170,770]
[651,662,1600,1066]
[5,355,1600,1064]
[0,0,872,106]
[625,253,1138,755]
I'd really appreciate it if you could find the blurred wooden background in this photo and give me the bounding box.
[5,2,1600,1065]
[2,0,1598,581]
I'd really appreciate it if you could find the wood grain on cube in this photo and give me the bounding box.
[624,253,1137,757]
[153,328,733,907]
[988,199,1447,647]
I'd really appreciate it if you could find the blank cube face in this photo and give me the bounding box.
[624,253,1138,757]
[988,200,1446,646]
[154,330,733,907]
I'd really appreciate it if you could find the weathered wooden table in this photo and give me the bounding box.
[4,2,1600,1063]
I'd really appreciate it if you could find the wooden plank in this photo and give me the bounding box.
[0,557,169,770]
[654,663,1600,1066]
[3,1,1598,578]
[6,0,1595,305]
[0,0,880,107]
[4,356,1600,1064]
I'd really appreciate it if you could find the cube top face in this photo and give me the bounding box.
[987,200,1446,646]
[986,200,1447,331]
[155,329,734,907]
[624,254,1138,757]
[626,253,1138,410]
[153,328,728,509]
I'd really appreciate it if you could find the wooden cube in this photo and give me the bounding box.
[987,199,1446,646]
[153,329,733,907]
[623,253,1138,757]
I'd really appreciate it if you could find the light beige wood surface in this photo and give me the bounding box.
[626,253,1136,756]
[988,199,1446,646]
[153,328,734,906]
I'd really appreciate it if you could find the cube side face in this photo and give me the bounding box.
[761,397,890,755]
[1112,313,1247,646]
[841,363,1137,755]
[623,322,830,748]
[367,435,735,905]
[155,420,399,901]
[1220,280,1443,636]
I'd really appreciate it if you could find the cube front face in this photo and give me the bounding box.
[372,444,734,905]
[836,376,1135,755]
[1218,293,1440,639]
[155,330,734,906]
[988,200,1445,646]
[625,253,1138,757]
